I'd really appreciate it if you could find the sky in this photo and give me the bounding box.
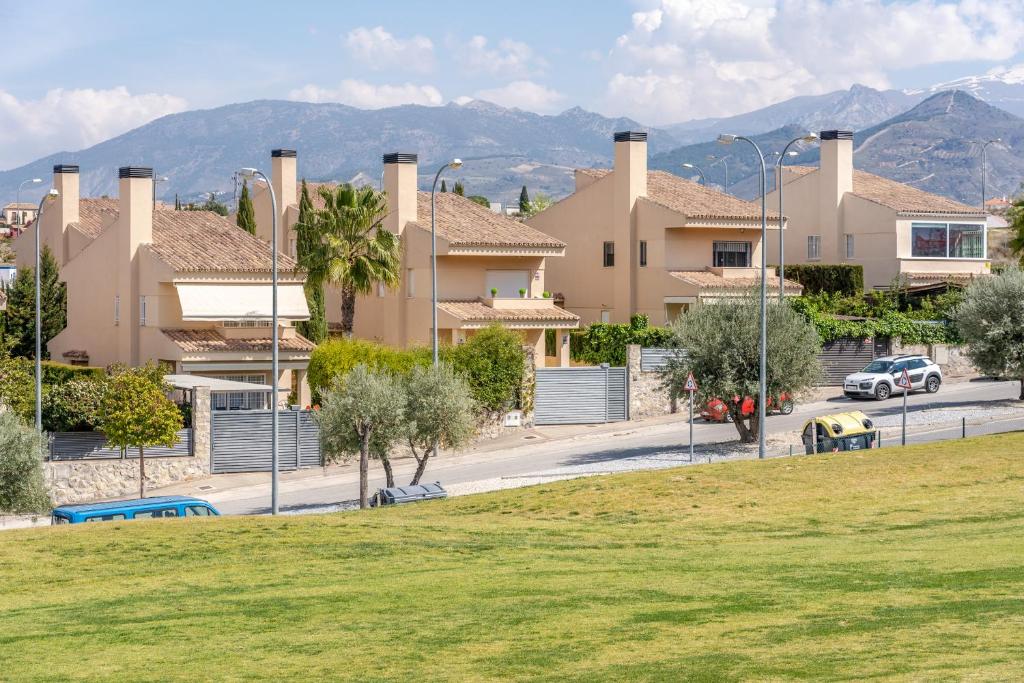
[1,0,1024,170]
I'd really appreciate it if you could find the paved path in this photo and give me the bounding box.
[157,378,1023,516]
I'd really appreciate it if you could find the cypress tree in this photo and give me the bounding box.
[236,180,256,234]
[440,179,447,193]
[453,181,464,196]
[174,193,181,210]
[3,245,66,359]
[294,180,328,344]
[519,185,530,214]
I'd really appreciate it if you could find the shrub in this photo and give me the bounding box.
[571,314,673,366]
[790,297,958,344]
[444,325,525,412]
[0,411,50,514]
[0,356,34,423]
[41,361,105,385]
[307,338,430,401]
[42,379,105,432]
[781,264,864,296]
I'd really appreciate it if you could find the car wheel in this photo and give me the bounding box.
[874,383,891,401]
[725,412,734,423]
[925,375,941,393]
[780,400,795,415]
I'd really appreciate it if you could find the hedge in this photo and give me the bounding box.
[40,361,105,385]
[308,338,431,402]
[779,264,864,296]
[570,315,673,366]
[790,297,958,345]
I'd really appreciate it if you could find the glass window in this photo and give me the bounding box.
[908,358,928,370]
[600,310,611,323]
[639,240,647,267]
[845,234,855,259]
[949,223,985,258]
[713,241,751,268]
[911,223,948,257]
[186,505,212,516]
[807,236,821,260]
[52,515,70,525]
[861,360,892,373]
[134,508,179,519]
[84,513,126,522]
[406,268,415,297]
[603,242,614,267]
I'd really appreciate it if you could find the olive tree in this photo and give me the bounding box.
[663,291,822,443]
[317,365,405,508]
[0,411,51,514]
[954,267,1024,400]
[404,363,477,485]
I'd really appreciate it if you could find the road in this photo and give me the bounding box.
[206,378,1023,516]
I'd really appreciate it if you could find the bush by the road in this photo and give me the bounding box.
[571,314,673,366]
[780,263,864,295]
[0,411,50,514]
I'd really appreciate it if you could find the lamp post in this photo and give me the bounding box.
[430,159,463,367]
[152,175,169,203]
[34,188,59,432]
[718,134,767,460]
[238,167,279,515]
[776,134,818,302]
[980,139,1001,212]
[681,163,706,186]
[707,155,730,193]
[17,178,42,233]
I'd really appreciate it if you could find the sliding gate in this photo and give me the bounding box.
[534,366,628,426]
[211,410,321,474]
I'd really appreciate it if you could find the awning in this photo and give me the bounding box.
[164,374,275,393]
[175,283,310,321]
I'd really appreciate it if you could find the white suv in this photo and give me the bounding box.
[843,355,943,401]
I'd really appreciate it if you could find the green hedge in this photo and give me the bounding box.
[570,315,673,366]
[780,264,864,296]
[40,361,105,385]
[790,298,958,344]
[308,338,431,402]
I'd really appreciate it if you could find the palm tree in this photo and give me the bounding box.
[297,184,401,336]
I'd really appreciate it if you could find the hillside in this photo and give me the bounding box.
[0,100,677,207]
[3,433,1024,681]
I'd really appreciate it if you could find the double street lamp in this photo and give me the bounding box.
[776,134,818,301]
[681,163,706,186]
[430,158,463,367]
[706,155,730,193]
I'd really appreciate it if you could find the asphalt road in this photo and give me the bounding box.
[211,378,1023,516]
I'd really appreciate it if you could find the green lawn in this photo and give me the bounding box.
[3,435,1024,682]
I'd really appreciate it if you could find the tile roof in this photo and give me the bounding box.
[162,329,315,353]
[438,299,580,324]
[669,270,803,292]
[413,192,565,249]
[3,202,36,210]
[150,210,298,272]
[575,168,780,222]
[75,198,120,238]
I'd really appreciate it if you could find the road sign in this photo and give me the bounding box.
[684,373,698,393]
[895,368,912,390]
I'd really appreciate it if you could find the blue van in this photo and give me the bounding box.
[51,496,220,524]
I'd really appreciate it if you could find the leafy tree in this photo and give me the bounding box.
[663,292,821,443]
[519,185,530,214]
[174,194,181,210]
[453,181,465,196]
[954,267,1024,399]
[0,411,50,514]
[523,192,553,218]
[440,180,447,193]
[186,193,229,216]
[42,378,104,432]
[316,365,406,508]
[1009,197,1024,264]
[4,245,65,359]
[403,363,476,485]
[444,325,525,412]
[307,337,430,403]
[294,180,328,343]
[99,364,182,498]
[571,314,673,365]
[298,184,401,337]
[236,179,256,235]
[0,355,34,423]
[468,195,490,207]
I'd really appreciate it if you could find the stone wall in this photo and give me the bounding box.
[891,342,978,378]
[44,386,212,505]
[626,345,677,419]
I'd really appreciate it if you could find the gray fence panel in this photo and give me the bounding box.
[534,367,628,425]
[640,347,687,372]
[817,337,878,386]
[48,429,193,461]
[211,410,321,474]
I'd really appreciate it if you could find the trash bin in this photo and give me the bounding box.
[370,482,448,507]
[802,411,877,454]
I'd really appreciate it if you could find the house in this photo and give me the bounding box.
[13,164,313,407]
[765,130,989,291]
[525,131,800,326]
[2,202,38,236]
[985,196,1011,215]
[250,150,579,367]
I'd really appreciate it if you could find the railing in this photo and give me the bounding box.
[47,429,194,461]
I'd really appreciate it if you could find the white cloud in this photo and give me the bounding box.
[345,26,435,73]
[606,0,1024,124]
[459,35,545,78]
[0,86,187,170]
[473,81,565,113]
[288,79,443,108]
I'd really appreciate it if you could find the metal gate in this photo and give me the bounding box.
[534,366,628,425]
[211,410,321,474]
[817,337,887,385]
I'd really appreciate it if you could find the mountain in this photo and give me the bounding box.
[0,100,678,207]
[909,65,1024,118]
[664,85,922,144]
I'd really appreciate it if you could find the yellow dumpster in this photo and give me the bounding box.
[801,411,877,454]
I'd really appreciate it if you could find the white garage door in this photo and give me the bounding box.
[485,270,530,298]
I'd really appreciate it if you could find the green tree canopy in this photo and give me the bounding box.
[236,179,256,235]
[4,245,65,359]
[468,195,490,207]
[404,363,476,485]
[0,411,50,514]
[453,181,465,196]
[440,179,447,193]
[954,267,1024,399]
[295,180,328,344]
[445,325,525,412]
[522,193,553,218]
[519,185,530,214]
[186,193,229,216]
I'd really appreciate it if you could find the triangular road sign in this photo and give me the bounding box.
[895,368,912,389]
[684,372,698,393]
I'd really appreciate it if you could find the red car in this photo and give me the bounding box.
[700,393,794,422]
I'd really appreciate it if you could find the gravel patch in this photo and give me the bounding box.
[870,401,1024,429]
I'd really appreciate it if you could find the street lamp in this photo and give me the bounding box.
[681,163,706,186]
[430,158,463,367]
[706,155,730,193]
[776,134,818,302]
[718,133,768,460]
[237,166,280,515]
[17,178,42,232]
[34,188,59,432]
[152,175,169,203]
[980,139,1001,212]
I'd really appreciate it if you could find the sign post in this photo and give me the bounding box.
[895,368,912,446]
[684,373,699,462]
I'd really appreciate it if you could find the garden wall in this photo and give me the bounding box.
[626,345,677,419]
[891,342,978,378]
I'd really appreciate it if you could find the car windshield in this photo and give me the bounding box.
[861,360,893,373]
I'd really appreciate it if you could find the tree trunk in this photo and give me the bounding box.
[139,446,146,499]
[1019,378,1024,401]
[410,445,433,486]
[730,405,755,443]
[340,283,356,338]
[381,454,395,488]
[359,435,369,509]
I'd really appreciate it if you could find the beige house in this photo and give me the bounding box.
[13,164,313,407]
[3,202,37,233]
[526,131,800,326]
[766,130,989,291]
[251,150,579,367]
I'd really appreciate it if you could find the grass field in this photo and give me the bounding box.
[3,435,1024,681]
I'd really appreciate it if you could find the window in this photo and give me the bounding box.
[114,296,120,326]
[289,238,297,259]
[713,241,752,268]
[911,222,986,259]
[84,514,125,522]
[639,240,648,267]
[807,235,821,260]
[603,241,615,267]
[845,234,855,259]
[223,320,273,328]
[212,374,268,411]
[139,296,147,327]
[185,505,213,517]
[600,310,611,323]
[133,508,178,519]
[407,268,415,297]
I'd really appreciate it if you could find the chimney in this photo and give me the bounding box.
[818,130,853,255]
[116,166,153,365]
[611,131,647,321]
[52,164,80,266]
[271,149,297,254]
[382,153,418,235]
